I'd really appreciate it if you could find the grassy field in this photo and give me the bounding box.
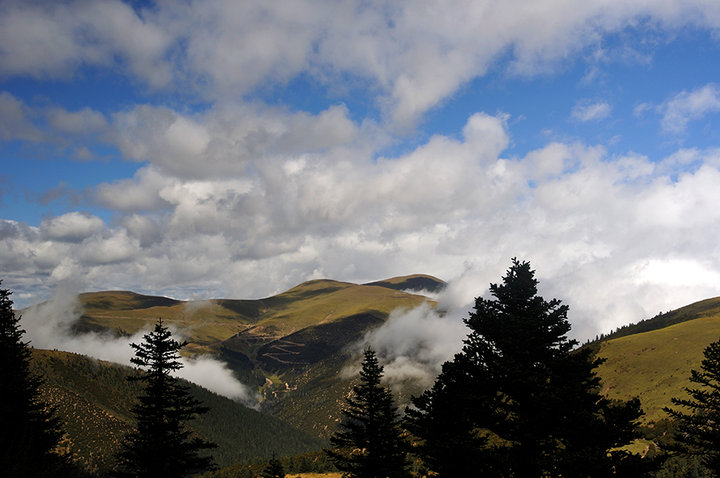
[596,309,720,423]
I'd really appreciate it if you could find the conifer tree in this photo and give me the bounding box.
[261,452,286,478]
[115,318,216,477]
[0,282,76,477]
[407,259,647,477]
[665,337,720,474]
[327,347,409,478]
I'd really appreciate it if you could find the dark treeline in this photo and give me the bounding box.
[4,260,720,477]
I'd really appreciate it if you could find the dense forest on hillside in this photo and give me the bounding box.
[30,349,325,474]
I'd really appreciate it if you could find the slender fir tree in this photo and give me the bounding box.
[0,282,74,477]
[327,347,409,478]
[261,452,286,478]
[115,318,216,477]
[665,337,720,474]
[407,259,647,477]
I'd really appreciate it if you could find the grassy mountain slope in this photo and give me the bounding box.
[594,297,720,423]
[76,277,439,347]
[45,276,441,438]
[31,349,325,475]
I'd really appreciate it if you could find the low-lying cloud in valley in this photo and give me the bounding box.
[19,286,258,407]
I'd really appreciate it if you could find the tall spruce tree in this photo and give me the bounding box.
[261,452,286,478]
[406,259,647,477]
[0,282,75,477]
[115,318,216,477]
[665,337,720,474]
[327,347,409,478]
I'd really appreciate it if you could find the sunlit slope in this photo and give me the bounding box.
[76,291,255,345]
[76,277,440,347]
[596,298,720,423]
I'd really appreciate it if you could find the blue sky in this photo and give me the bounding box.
[4,0,720,341]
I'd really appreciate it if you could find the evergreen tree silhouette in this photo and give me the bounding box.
[665,337,720,474]
[261,452,286,478]
[407,259,647,477]
[327,347,409,478]
[115,318,216,477]
[0,282,75,477]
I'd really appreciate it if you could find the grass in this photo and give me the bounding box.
[596,313,720,423]
[77,278,432,348]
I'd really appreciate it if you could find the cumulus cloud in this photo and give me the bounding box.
[661,83,720,133]
[109,102,363,179]
[572,100,612,122]
[20,285,258,406]
[46,107,108,135]
[40,212,105,242]
[0,0,172,86]
[0,91,43,141]
[4,1,720,125]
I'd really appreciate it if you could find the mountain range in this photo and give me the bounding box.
[21,274,720,474]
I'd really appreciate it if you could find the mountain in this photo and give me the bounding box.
[30,348,325,475]
[49,275,444,437]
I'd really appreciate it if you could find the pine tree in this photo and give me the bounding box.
[407,259,647,477]
[665,337,720,474]
[0,282,74,477]
[327,347,409,478]
[261,452,286,478]
[115,318,216,477]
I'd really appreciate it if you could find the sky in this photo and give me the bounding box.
[3,0,720,341]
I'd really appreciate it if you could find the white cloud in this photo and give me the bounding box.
[572,100,612,122]
[0,0,172,86]
[95,167,174,213]
[361,302,469,389]
[46,107,108,135]
[0,91,43,141]
[4,1,720,126]
[109,102,364,179]
[40,212,105,242]
[661,83,720,133]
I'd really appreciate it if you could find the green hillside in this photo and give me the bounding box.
[30,349,324,476]
[594,297,720,424]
